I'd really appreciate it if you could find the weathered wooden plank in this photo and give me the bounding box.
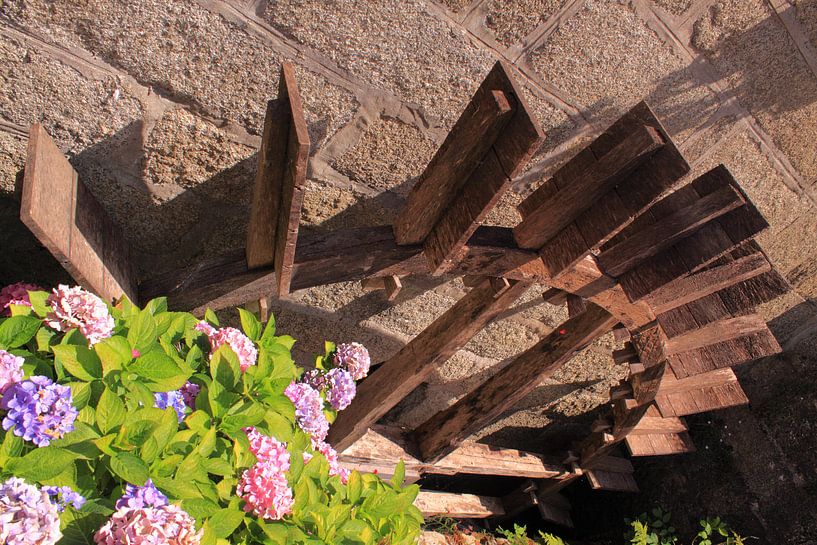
[643,252,771,312]
[339,426,568,479]
[655,367,749,417]
[631,361,666,405]
[245,64,310,296]
[414,304,617,462]
[537,493,574,527]
[415,491,506,518]
[597,185,745,277]
[361,275,402,301]
[668,326,781,378]
[542,287,568,306]
[664,315,769,355]
[625,431,695,456]
[20,124,137,303]
[612,343,638,364]
[566,293,588,317]
[328,278,531,452]
[393,61,524,246]
[586,468,639,493]
[630,415,687,435]
[513,124,664,250]
[533,102,689,277]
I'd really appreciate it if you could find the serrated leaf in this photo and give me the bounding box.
[97,387,126,434]
[94,335,132,375]
[6,447,74,481]
[52,344,102,381]
[207,508,245,538]
[127,309,158,354]
[238,308,262,341]
[0,315,41,348]
[390,460,406,488]
[204,309,220,327]
[110,452,149,485]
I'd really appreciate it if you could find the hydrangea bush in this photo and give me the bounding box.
[0,283,423,544]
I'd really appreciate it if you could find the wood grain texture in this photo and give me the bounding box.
[339,426,568,479]
[664,314,769,355]
[655,367,749,417]
[327,278,531,452]
[586,468,639,493]
[597,184,745,277]
[643,252,771,313]
[20,124,137,303]
[393,61,527,246]
[513,124,664,250]
[625,431,695,456]
[414,304,616,462]
[414,491,505,518]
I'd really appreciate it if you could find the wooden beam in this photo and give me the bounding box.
[20,124,138,303]
[655,367,749,417]
[139,225,545,313]
[542,287,567,306]
[566,293,588,317]
[630,415,688,435]
[394,60,543,247]
[327,278,531,452]
[585,467,639,493]
[643,252,771,313]
[625,431,695,456]
[414,491,505,518]
[664,315,769,355]
[513,124,664,250]
[339,426,569,479]
[630,361,666,405]
[361,275,402,301]
[413,304,617,462]
[597,184,746,277]
[246,63,310,298]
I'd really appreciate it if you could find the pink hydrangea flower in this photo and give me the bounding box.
[0,477,62,545]
[237,462,294,521]
[195,322,257,372]
[333,342,371,380]
[310,438,350,484]
[244,427,290,470]
[46,285,114,345]
[325,368,356,410]
[0,283,43,316]
[94,504,202,545]
[0,350,24,395]
[284,382,329,441]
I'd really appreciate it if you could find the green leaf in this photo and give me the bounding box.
[6,447,74,481]
[260,312,276,345]
[207,508,245,537]
[204,309,220,327]
[27,290,50,318]
[238,308,262,341]
[127,309,158,354]
[182,498,221,520]
[52,344,103,381]
[67,381,92,409]
[210,345,240,390]
[35,326,56,352]
[391,460,406,488]
[0,429,24,465]
[97,387,126,434]
[110,452,149,485]
[129,350,187,390]
[145,297,168,315]
[94,335,132,374]
[0,315,41,348]
[347,471,363,504]
[202,457,234,477]
[60,506,108,545]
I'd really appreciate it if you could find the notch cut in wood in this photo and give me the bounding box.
[245,63,310,296]
[361,275,402,301]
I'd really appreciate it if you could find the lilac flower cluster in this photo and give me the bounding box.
[0,350,24,395]
[179,381,200,410]
[325,368,356,410]
[95,504,201,545]
[115,479,168,510]
[195,322,258,372]
[42,485,85,512]
[0,282,43,317]
[237,428,294,520]
[0,477,62,545]
[301,368,328,391]
[284,382,329,441]
[1,376,77,446]
[333,342,371,380]
[46,285,114,345]
[154,391,187,423]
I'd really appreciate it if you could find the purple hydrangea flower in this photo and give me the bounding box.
[0,477,62,544]
[0,350,24,395]
[325,368,356,411]
[179,381,200,410]
[1,376,77,447]
[333,342,371,380]
[153,391,187,423]
[0,282,43,317]
[95,504,201,544]
[115,479,168,510]
[42,485,85,512]
[300,368,327,391]
[284,382,329,441]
